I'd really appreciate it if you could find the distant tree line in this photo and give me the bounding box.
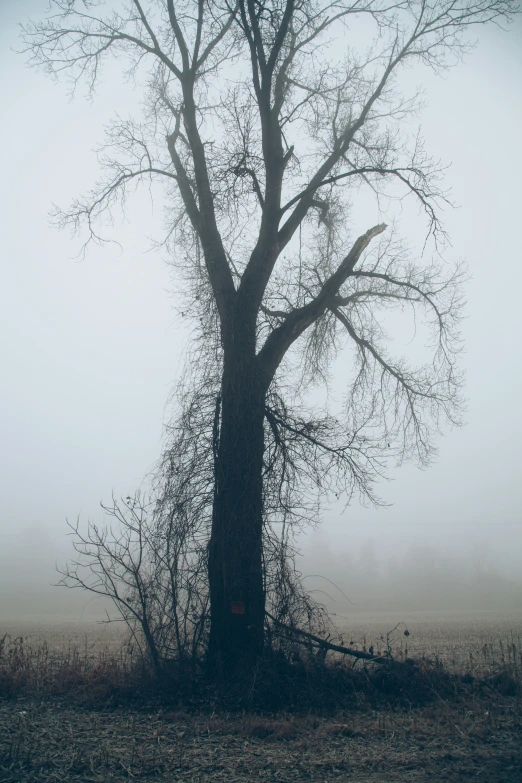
[301,540,522,612]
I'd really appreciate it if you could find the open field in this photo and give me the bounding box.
[335,610,522,675]
[1,613,521,782]
[2,609,521,675]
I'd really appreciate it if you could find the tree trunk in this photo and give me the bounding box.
[207,345,266,675]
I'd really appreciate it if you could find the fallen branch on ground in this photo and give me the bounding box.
[266,613,390,663]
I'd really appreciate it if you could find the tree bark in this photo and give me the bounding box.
[207,338,266,674]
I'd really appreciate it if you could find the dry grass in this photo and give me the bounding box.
[1,694,520,782]
[0,616,521,782]
[334,610,522,675]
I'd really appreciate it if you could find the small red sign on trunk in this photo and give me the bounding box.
[231,601,245,615]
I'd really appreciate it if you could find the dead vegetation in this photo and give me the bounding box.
[0,689,520,782]
[0,625,521,781]
[1,625,520,710]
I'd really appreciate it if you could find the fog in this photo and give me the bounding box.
[298,536,522,616]
[1,2,521,623]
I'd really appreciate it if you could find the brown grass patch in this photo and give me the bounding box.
[0,621,521,781]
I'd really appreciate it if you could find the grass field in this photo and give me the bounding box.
[1,612,521,782]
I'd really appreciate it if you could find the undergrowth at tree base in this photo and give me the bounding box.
[1,633,519,715]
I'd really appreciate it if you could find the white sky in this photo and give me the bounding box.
[1,1,521,620]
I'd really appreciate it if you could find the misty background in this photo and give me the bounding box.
[1,1,521,622]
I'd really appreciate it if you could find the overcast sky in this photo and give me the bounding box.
[1,1,521,621]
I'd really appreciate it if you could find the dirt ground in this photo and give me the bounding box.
[1,695,520,783]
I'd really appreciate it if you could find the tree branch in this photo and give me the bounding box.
[266,612,389,662]
[258,223,387,383]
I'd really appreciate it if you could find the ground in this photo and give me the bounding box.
[1,694,520,782]
[1,614,521,782]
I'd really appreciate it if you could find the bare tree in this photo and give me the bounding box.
[57,383,216,676]
[57,375,333,675]
[58,493,209,678]
[22,0,517,673]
